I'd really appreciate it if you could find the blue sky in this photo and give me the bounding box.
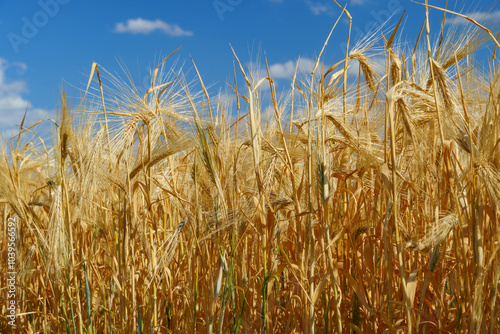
[0,0,498,134]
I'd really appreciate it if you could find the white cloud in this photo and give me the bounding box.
[350,0,367,4]
[446,10,500,25]
[303,0,334,16]
[269,60,296,78]
[269,58,317,79]
[0,58,51,130]
[114,18,193,37]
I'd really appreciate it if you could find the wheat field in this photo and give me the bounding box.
[1,3,500,333]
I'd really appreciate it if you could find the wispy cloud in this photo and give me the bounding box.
[270,0,335,16]
[350,0,367,5]
[303,0,334,16]
[114,18,193,37]
[244,58,323,89]
[269,58,317,78]
[446,10,500,25]
[0,58,51,130]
